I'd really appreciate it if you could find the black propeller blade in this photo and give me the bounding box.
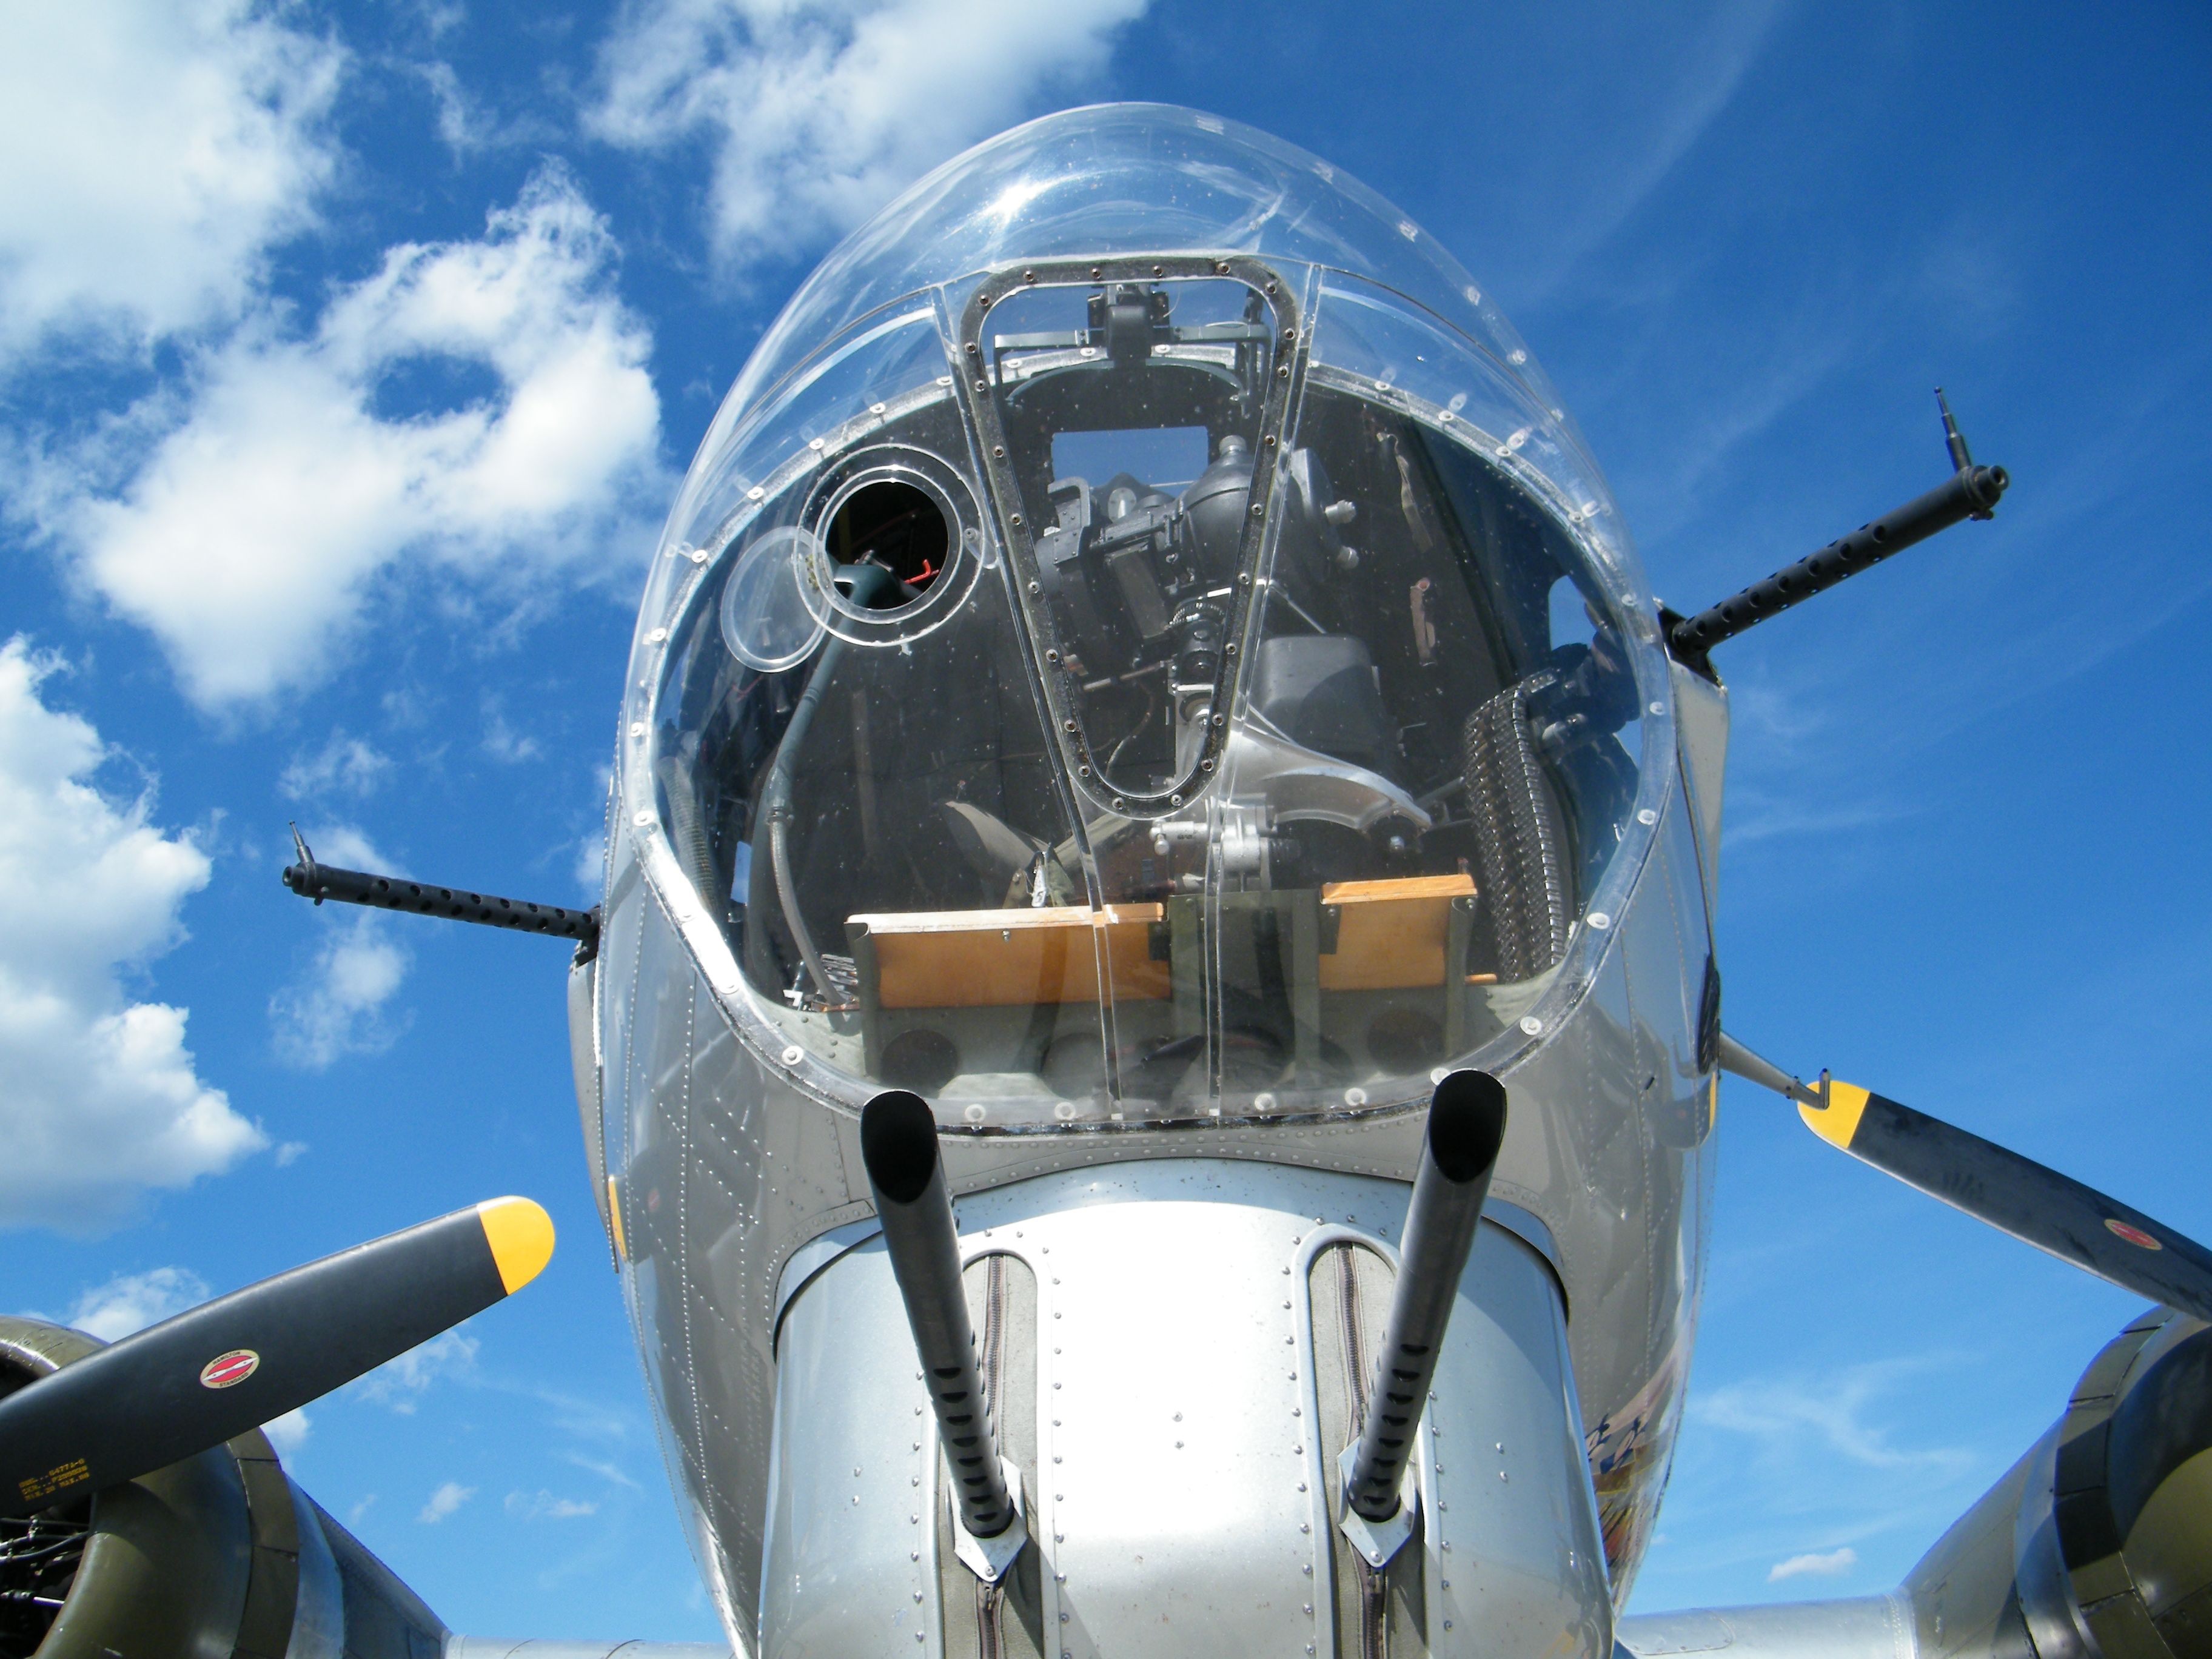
[1,1197,554,1518]
[1719,1034,2212,1324]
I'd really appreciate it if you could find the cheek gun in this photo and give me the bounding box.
[1666,389,2009,679]
[280,823,601,963]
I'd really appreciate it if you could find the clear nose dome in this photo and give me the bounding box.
[618,104,1672,1130]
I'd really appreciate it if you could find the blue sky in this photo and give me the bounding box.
[2,0,2207,1642]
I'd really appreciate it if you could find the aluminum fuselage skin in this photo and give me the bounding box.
[572,661,1726,1655]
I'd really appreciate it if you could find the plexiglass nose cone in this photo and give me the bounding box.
[614,104,1669,1130]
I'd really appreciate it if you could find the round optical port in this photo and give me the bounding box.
[798,444,982,649]
[822,479,948,609]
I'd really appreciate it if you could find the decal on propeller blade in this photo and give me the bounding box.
[2105,1219,2163,1251]
[198,1349,261,1389]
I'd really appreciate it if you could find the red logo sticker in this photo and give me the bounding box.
[2105,1219,2163,1252]
[199,1349,260,1389]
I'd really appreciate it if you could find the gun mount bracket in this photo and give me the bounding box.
[1337,1445,1418,1569]
[951,1459,1028,1583]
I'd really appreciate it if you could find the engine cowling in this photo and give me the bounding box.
[1865,1304,2212,1659]
[0,1316,447,1659]
[1619,1307,2212,1659]
[2009,1306,2212,1659]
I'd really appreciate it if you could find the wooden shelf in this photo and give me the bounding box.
[845,873,1479,1011]
[847,904,1169,1009]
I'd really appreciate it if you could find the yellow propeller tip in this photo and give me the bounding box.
[477,1196,556,1294]
[1797,1080,1873,1150]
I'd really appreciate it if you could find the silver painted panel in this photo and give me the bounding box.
[765,1196,1566,1348]
[568,955,614,1267]
[760,1161,1614,1658]
[1423,1224,1612,1658]
[1016,1173,1317,1657]
[1669,660,1729,916]
[759,1237,941,1657]
[769,1217,887,1349]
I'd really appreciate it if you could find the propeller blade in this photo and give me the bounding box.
[1718,1034,2212,1324]
[0,1196,554,1517]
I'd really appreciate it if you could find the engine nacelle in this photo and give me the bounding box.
[1914,1305,2212,1659]
[1620,1307,2212,1659]
[0,1316,445,1659]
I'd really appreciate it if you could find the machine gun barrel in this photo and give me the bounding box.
[859,1091,1022,1546]
[1345,1070,1509,1524]
[281,828,600,960]
[1669,459,2007,669]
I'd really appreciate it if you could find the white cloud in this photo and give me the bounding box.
[39,168,663,708]
[0,0,340,359]
[270,910,412,1069]
[481,699,541,763]
[0,642,264,1231]
[270,820,411,1064]
[355,1329,478,1413]
[573,831,607,898]
[269,819,407,1066]
[1696,1367,1976,1478]
[565,1453,642,1492]
[1525,0,1783,298]
[67,1265,212,1340]
[292,822,400,875]
[573,766,613,896]
[264,1407,312,1456]
[280,732,394,800]
[418,1480,475,1523]
[589,0,1149,266]
[1769,1546,1858,1583]
[505,1489,598,1520]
